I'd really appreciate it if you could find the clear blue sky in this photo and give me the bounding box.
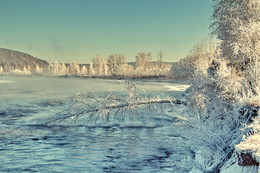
[0,0,213,63]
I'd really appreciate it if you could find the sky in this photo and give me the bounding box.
[0,0,213,63]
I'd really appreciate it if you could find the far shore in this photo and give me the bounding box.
[0,73,191,84]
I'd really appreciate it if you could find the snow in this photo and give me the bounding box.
[220,162,258,173]
[235,133,260,163]
[255,150,260,163]
[235,114,260,164]
[164,84,190,91]
[236,134,260,152]
[9,69,31,75]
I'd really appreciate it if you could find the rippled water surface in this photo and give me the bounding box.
[0,76,190,173]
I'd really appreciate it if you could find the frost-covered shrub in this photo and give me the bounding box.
[169,39,217,80]
[180,1,260,172]
[181,57,259,172]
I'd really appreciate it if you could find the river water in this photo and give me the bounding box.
[0,76,190,173]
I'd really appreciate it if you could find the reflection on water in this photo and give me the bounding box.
[0,76,189,172]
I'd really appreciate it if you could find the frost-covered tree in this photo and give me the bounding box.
[60,62,67,75]
[169,38,217,79]
[107,54,126,77]
[135,52,152,71]
[34,64,42,74]
[80,65,88,76]
[92,55,108,77]
[182,0,260,171]
[52,60,60,75]
[189,40,217,74]
[0,66,4,74]
[119,64,134,77]
[49,61,68,76]
[210,0,260,98]
[103,62,108,76]
[69,61,80,76]
[23,66,31,74]
[27,65,31,72]
[212,0,260,71]
[88,61,95,76]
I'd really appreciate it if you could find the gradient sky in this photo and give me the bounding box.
[0,0,213,63]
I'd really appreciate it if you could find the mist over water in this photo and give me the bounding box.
[0,76,190,172]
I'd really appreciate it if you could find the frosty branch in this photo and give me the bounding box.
[42,97,186,125]
[41,80,187,125]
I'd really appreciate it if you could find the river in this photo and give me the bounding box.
[0,76,190,173]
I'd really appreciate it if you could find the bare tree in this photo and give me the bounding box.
[157,51,165,69]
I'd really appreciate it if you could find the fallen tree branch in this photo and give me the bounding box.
[42,98,187,125]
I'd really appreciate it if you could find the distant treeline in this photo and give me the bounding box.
[0,51,172,78]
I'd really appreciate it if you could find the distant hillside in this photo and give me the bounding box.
[0,48,49,71]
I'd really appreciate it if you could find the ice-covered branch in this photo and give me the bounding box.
[41,96,186,125]
[41,80,187,125]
